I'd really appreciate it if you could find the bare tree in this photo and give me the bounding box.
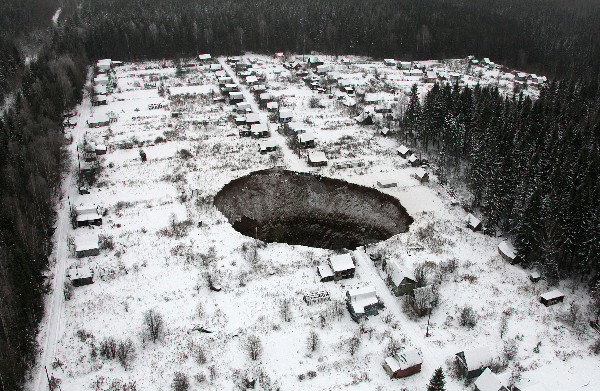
[280,298,292,322]
[307,330,320,352]
[246,335,263,361]
[116,338,135,370]
[348,336,361,356]
[144,309,164,343]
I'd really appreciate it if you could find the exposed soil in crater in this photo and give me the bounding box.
[213,169,413,250]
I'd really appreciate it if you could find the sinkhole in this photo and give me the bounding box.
[213,169,413,250]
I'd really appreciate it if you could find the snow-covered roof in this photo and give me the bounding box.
[397,348,422,369]
[426,70,437,79]
[462,347,494,371]
[388,260,416,285]
[259,93,272,101]
[540,290,563,301]
[198,53,211,60]
[377,178,397,187]
[530,271,541,279]
[279,109,292,118]
[74,232,99,252]
[88,113,109,124]
[246,113,261,124]
[385,356,401,373]
[250,123,268,133]
[364,93,379,103]
[408,69,423,76]
[342,96,356,107]
[384,59,396,65]
[298,132,315,143]
[94,85,107,94]
[474,368,504,391]
[515,382,547,391]
[236,102,251,110]
[398,145,410,155]
[210,64,222,71]
[215,70,227,78]
[266,102,278,110]
[259,140,277,149]
[229,91,244,99]
[407,154,418,163]
[347,286,378,313]
[246,75,258,84]
[68,266,92,280]
[467,213,481,228]
[318,265,334,279]
[330,253,354,272]
[415,168,428,179]
[309,151,327,164]
[498,240,516,260]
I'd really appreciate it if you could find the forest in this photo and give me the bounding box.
[1,0,600,389]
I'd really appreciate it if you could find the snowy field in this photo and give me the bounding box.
[34,54,598,391]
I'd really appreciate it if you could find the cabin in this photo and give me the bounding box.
[407,69,424,78]
[73,204,102,227]
[455,347,494,379]
[87,114,110,128]
[246,75,259,85]
[246,113,261,125]
[380,127,390,136]
[278,109,293,123]
[74,232,100,258]
[329,253,355,280]
[377,178,397,188]
[218,76,233,86]
[93,75,110,85]
[343,86,355,95]
[235,116,247,127]
[68,267,94,287]
[79,161,95,175]
[364,93,380,105]
[259,93,272,103]
[529,271,541,283]
[250,123,269,138]
[383,59,396,66]
[308,57,324,67]
[198,53,211,61]
[317,265,334,282]
[308,151,328,167]
[209,64,222,71]
[229,91,244,102]
[387,261,417,296]
[259,140,277,154]
[407,154,420,167]
[398,61,412,70]
[316,65,329,75]
[223,83,239,92]
[467,213,482,231]
[415,168,429,183]
[236,102,252,114]
[540,290,564,306]
[303,290,330,305]
[284,122,306,135]
[425,71,438,83]
[346,286,379,321]
[93,85,107,95]
[266,102,278,111]
[397,145,411,158]
[96,59,112,72]
[297,132,315,149]
[383,348,423,378]
[498,240,517,264]
[474,369,508,391]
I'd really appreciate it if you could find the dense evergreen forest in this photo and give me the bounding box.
[1,0,600,389]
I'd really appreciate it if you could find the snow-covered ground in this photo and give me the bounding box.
[29,55,598,391]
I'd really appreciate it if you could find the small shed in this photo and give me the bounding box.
[415,168,429,183]
[455,347,494,378]
[329,253,355,280]
[308,57,324,67]
[96,59,112,71]
[68,267,94,287]
[316,65,329,75]
[467,213,482,231]
[474,368,508,391]
[223,83,239,92]
[407,154,419,167]
[407,69,423,77]
[383,347,423,378]
[278,109,293,123]
[95,144,107,155]
[284,122,305,135]
[377,178,397,188]
[74,232,100,258]
[235,116,247,127]
[346,286,379,321]
[387,261,417,296]
[93,75,109,85]
[397,145,411,158]
[93,85,107,95]
[498,240,517,264]
[297,132,315,149]
[259,93,272,103]
[540,290,564,306]
[308,151,328,167]
[529,271,541,283]
[317,265,334,282]
[383,59,396,66]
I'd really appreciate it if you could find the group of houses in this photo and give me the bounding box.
[92,59,119,107]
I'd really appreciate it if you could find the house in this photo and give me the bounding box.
[397,145,411,158]
[278,109,293,123]
[498,240,517,264]
[386,261,417,296]
[236,102,252,114]
[250,123,269,138]
[383,348,422,378]
[93,75,110,85]
[229,91,244,102]
[329,253,355,280]
[246,75,258,85]
[377,178,397,188]
[455,347,494,379]
[303,290,330,305]
[297,132,315,149]
[246,113,261,125]
[316,65,329,75]
[354,110,374,125]
[308,150,328,167]
[308,57,324,67]
[407,154,419,167]
[95,144,107,155]
[218,76,233,86]
[425,71,438,83]
[383,59,396,66]
[87,114,110,128]
[346,286,379,321]
[73,204,102,227]
[374,105,392,114]
[406,69,423,78]
[398,61,412,70]
[68,266,94,287]
[266,102,278,111]
[223,83,239,92]
[540,290,564,306]
[474,368,508,391]
[93,85,107,95]
[380,127,390,136]
[92,94,107,106]
[317,265,334,282]
[96,59,112,72]
[529,271,541,283]
[415,168,429,183]
[364,93,379,105]
[259,93,272,103]
[284,122,306,135]
[343,86,355,95]
[259,140,277,154]
[467,213,482,231]
[198,53,211,61]
[235,116,247,127]
[79,161,95,175]
[209,64,222,71]
[74,232,100,258]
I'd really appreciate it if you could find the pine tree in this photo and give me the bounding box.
[427,367,446,391]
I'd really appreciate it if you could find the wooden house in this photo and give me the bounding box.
[467,213,482,231]
[455,347,494,379]
[540,290,564,306]
[236,102,252,114]
[364,93,380,105]
[377,178,397,188]
[250,123,269,138]
[316,65,330,75]
[406,69,423,78]
[229,91,244,102]
[308,150,328,167]
[425,71,438,83]
[93,85,107,95]
[398,61,412,70]
[259,93,272,104]
[498,240,517,264]
[96,59,112,72]
[383,59,396,66]
[235,116,247,127]
[297,132,315,149]
[308,57,324,67]
[209,64,222,71]
[93,75,110,85]
[68,267,94,287]
[87,114,110,128]
[246,113,261,126]
[73,204,102,227]
[278,109,293,123]
[383,348,423,378]
[95,144,107,155]
[346,286,379,321]
[245,75,259,85]
[266,102,278,111]
[223,83,239,92]
[329,253,355,280]
[474,368,508,391]
[317,265,334,282]
[415,168,429,183]
[284,122,305,135]
[259,140,277,154]
[386,261,417,296]
[74,232,100,258]
[407,154,420,167]
[397,145,411,158]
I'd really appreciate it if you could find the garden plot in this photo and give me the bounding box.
[45,55,598,391]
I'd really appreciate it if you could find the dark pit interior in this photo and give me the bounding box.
[214,169,413,250]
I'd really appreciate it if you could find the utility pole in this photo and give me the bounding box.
[425,310,432,337]
[45,366,52,390]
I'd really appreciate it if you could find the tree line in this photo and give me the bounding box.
[402,80,600,284]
